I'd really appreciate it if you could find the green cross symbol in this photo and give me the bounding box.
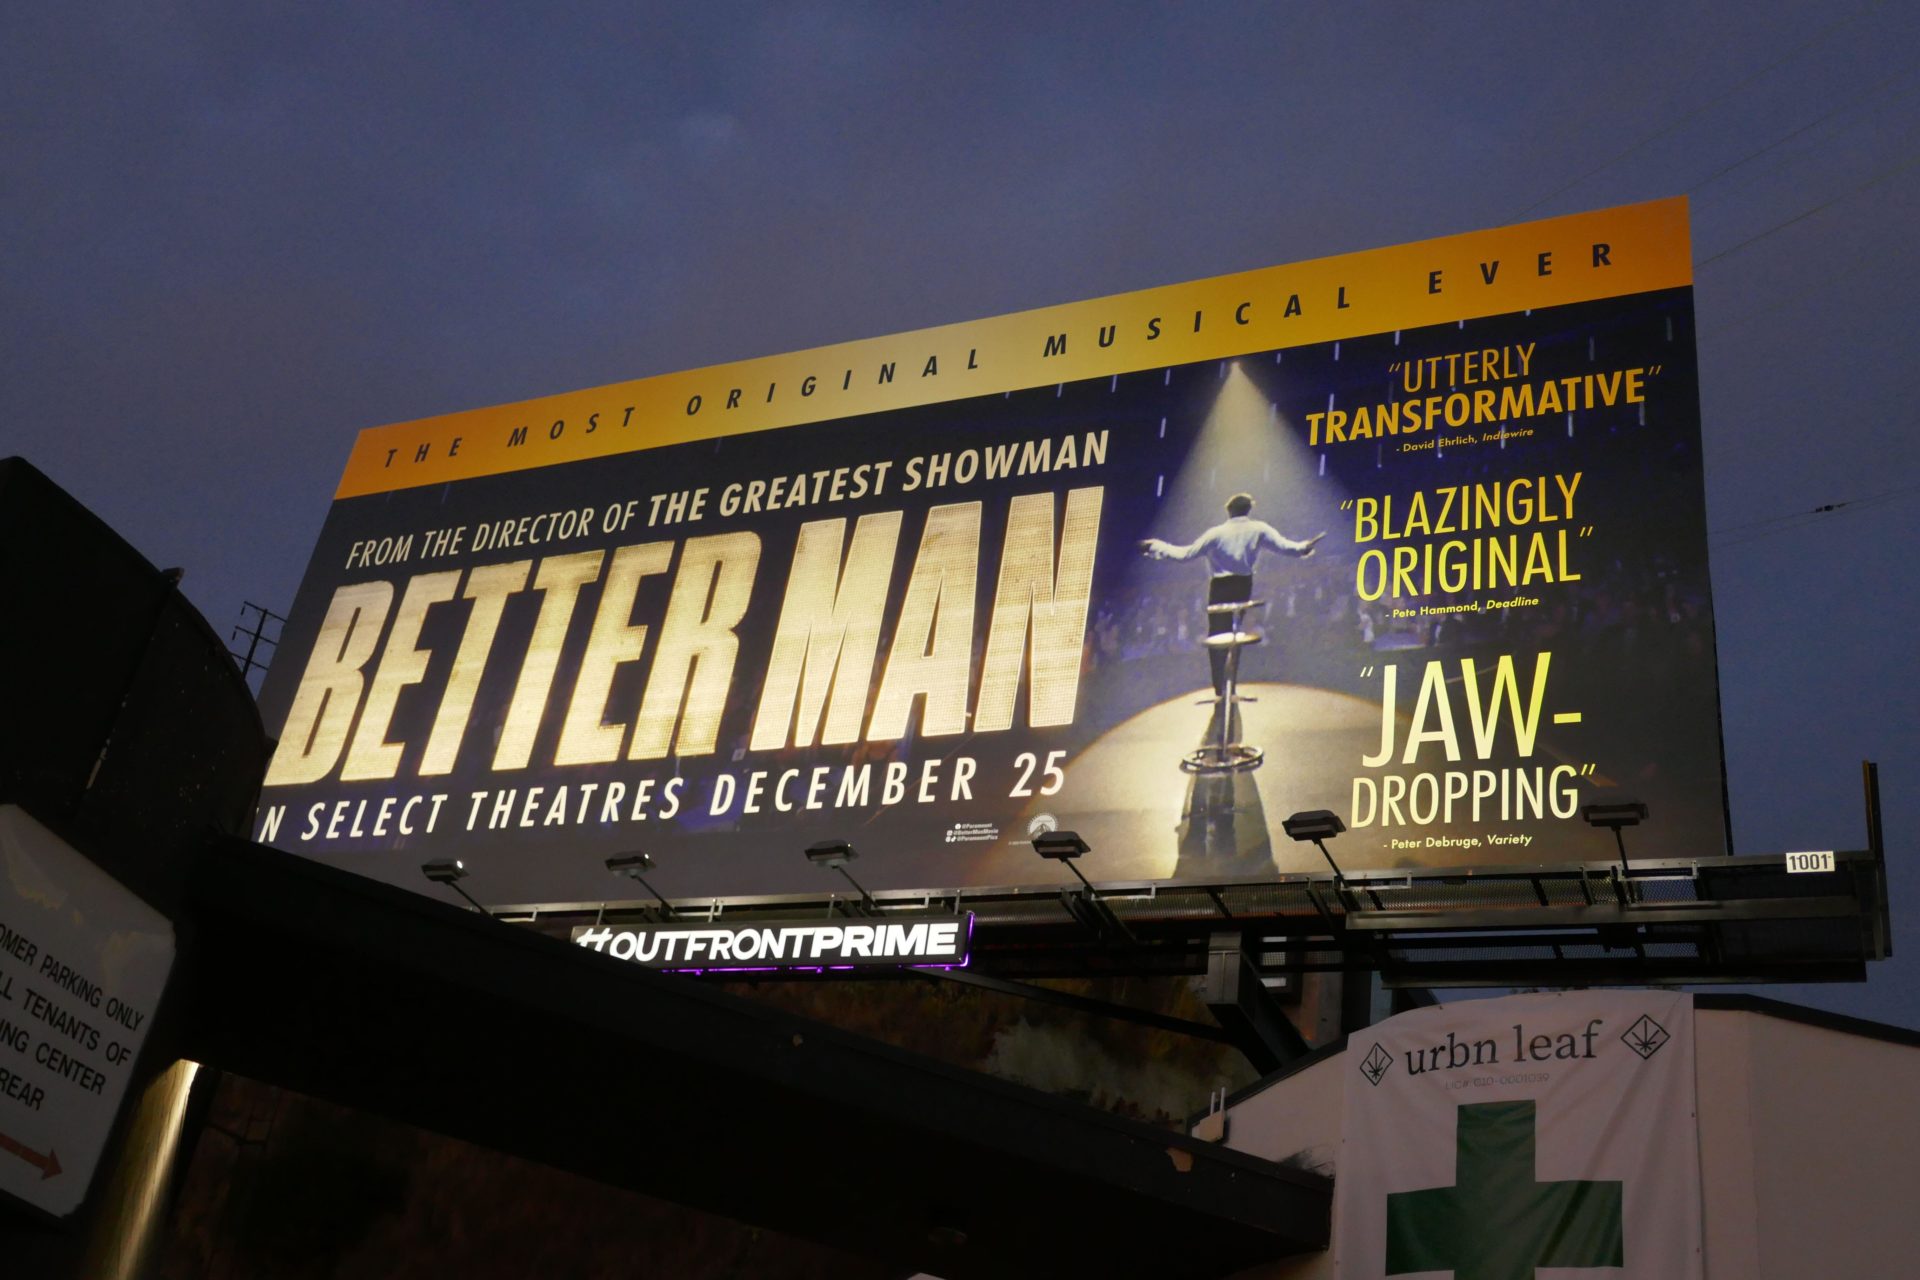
[1385,1100,1622,1280]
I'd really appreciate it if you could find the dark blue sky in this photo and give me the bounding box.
[6,3,1916,1022]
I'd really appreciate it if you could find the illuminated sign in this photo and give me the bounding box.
[256,197,1727,907]
[571,913,972,972]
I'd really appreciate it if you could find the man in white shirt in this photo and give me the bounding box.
[1141,493,1324,696]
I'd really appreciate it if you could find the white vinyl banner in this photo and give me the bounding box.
[0,806,174,1217]
[1337,991,1701,1280]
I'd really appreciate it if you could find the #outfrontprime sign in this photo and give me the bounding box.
[256,197,1727,906]
[572,914,971,972]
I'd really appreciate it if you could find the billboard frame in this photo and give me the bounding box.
[257,196,1737,912]
[513,842,1889,990]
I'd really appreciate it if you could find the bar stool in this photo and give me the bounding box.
[1184,598,1265,773]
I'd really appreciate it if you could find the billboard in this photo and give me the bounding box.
[255,197,1727,906]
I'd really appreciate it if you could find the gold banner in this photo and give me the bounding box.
[335,198,1689,498]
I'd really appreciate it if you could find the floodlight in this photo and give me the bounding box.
[805,839,857,869]
[1583,800,1649,877]
[1026,832,1135,941]
[419,859,486,914]
[1031,829,1096,891]
[605,851,675,918]
[1282,810,1349,888]
[1281,811,1346,842]
[1031,830,1091,861]
[806,839,874,912]
[1581,801,1649,830]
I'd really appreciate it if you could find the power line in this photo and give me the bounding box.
[1709,483,1918,550]
[1698,147,1920,267]
[1687,60,1920,199]
[1518,2,1882,216]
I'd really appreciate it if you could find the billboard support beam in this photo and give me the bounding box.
[1059,887,1138,946]
[1863,759,1891,959]
[1201,932,1312,1073]
[912,967,1235,1046]
[1339,968,1376,1038]
[625,841,1892,990]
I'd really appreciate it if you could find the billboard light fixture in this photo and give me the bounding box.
[606,851,677,920]
[1583,800,1650,878]
[1031,830,1098,894]
[1031,830,1091,861]
[1282,810,1349,890]
[419,859,488,915]
[806,840,875,914]
[1029,833,1138,942]
[421,858,466,884]
[805,839,857,869]
[1281,811,1346,843]
[1581,801,1649,830]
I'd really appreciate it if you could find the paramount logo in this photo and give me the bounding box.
[573,914,970,970]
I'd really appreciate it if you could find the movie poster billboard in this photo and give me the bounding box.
[254,198,1728,905]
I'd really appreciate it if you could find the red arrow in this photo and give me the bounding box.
[0,1130,60,1180]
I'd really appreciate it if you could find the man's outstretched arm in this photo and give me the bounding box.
[1140,534,1209,561]
[1261,527,1326,557]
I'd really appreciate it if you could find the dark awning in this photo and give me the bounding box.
[177,838,1330,1279]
